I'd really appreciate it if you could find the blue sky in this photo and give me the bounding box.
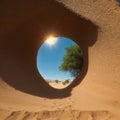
[37,37,77,81]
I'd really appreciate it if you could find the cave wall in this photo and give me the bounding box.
[0,0,120,99]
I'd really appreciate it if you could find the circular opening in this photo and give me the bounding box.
[37,36,83,89]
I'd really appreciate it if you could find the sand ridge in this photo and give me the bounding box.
[0,109,111,120]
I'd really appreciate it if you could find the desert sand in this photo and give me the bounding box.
[0,0,120,120]
[48,81,72,89]
[0,79,113,120]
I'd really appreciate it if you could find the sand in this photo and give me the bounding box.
[0,79,113,120]
[0,0,120,120]
[48,81,71,89]
[0,77,120,120]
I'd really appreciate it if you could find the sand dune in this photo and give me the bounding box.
[0,0,120,120]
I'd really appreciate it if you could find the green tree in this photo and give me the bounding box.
[59,45,83,77]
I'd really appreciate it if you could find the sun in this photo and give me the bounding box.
[45,36,57,46]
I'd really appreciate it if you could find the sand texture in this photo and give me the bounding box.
[0,0,120,120]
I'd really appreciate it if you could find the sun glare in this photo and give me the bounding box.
[45,36,57,46]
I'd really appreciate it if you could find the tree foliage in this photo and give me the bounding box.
[59,45,83,77]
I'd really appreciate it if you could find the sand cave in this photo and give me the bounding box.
[0,0,120,120]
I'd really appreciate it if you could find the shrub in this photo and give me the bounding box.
[55,80,59,83]
[62,79,70,85]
